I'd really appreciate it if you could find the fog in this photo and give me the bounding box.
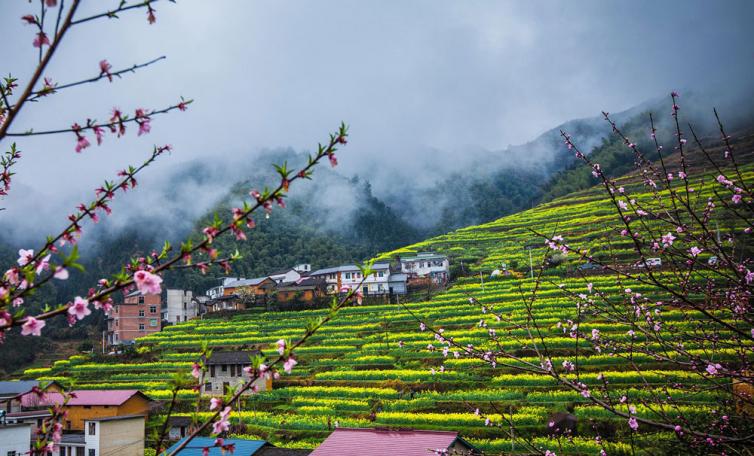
[1,0,753,246]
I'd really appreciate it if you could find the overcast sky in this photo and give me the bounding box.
[1,0,753,240]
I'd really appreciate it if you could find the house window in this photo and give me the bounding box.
[363,286,368,295]
[176,316,180,322]
[149,305,157,313]
[204,382,212,391]
[378,272,384,277]
[150,319,158,327]
[139,310,145,317]
[88,422,96,435]
[345,272,351,279]
[210,365,216,377]
[8,451,17,456]
[221,365,227,372]
[139,323,145,331]
[138,296,145,304]
[60,448,67,456]
[89,449,96,456]
[76,447,84,456]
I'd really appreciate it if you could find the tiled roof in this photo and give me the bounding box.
[205,350,261,365]
[226,277,273,288]
[20,389,149,408]
[310,262,391,276]
[162,437,267,455]
[309,428,473,456]
[0,380,38,396]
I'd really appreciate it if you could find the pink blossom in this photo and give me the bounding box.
[678,171,687,179]
[591,329,600,340]
[276,339,286,355]
[93,125,105,145]
[545,451,556,456]
[68,297,91,320]
[35,254,51,275]
[328,153,338,167]
[211,406,231,434]
[689,246,702,257]
[618,200,628,211]
[562,360,575,372]
[133,270,163,295]
[661,232,675,247]
[587,283,593,293]
[419,322,426,331]
[210,397,222,410]
[75,135,91,153]
[706,363,721,375]
[46,0,57,6]
[283,357,297,373]
[21,317,45,336]
[33,32,50,48]
[54,266,69,280]
[17,249,34,266]
[732,194,742,204]
[99,59,113,82]
[191,363,202,379]
[628,416,638,431]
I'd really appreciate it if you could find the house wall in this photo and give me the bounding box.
[109,294,161,344]
[0,424,31,456]
[202,364,270,396]
[64,397,150,430]
[269,269,302,284]
[98,417,145,456]
[166,289,197,323]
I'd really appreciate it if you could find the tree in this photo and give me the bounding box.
[0,2,356,454]
[411,94,754,454]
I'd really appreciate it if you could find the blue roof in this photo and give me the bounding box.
[162,437,267,455]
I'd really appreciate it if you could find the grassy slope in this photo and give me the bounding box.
[24,137,754,454]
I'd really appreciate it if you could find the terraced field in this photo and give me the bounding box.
[25,155,754,454]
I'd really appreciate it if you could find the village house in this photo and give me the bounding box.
[309,428,479,456]
[54,415,145,456]
[4,409,51,436]
[204,277,277,313]
[274,276,328,304]
[164,289,202,324]
[205,277,245,300]
[268,264,310,285]
[400,252,450,284]
[0,421,31,456]
[19,389,151,431]
[107,291,161,345]
[0,380,62,413]
[309,262,407,296]
[202,351,271,396]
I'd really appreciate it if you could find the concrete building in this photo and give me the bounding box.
[201,351,270,396]
[400,252,450,284]
[0,422,31,456]
[55,415,145,456]
[5,409,51,435]
[107,291,161,344]
[205,277,246,300]
[309,262,407,296]
[165,289,200,324]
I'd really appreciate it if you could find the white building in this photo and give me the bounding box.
[0,422,30,456]
[56,415,145,456]
[205,277,246,299]
[165,289,200,324]
[400,252,450,283]
[310,262,407,295]
[201,351,270,396]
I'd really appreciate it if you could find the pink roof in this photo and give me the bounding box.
[310,428,470,456]
[20,389,145,408]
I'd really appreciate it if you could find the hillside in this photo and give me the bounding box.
[22,130,754,454]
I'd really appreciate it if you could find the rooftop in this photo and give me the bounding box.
[21,389,150,408]
[162,437,267,456]
[87,414,146,422]
[310,262,391,276]
[0,380,38,397]
[309,428,475,456]
[225,276,274,288]
[205,350,261,365]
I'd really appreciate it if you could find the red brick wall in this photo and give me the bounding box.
[110,293,161,343]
